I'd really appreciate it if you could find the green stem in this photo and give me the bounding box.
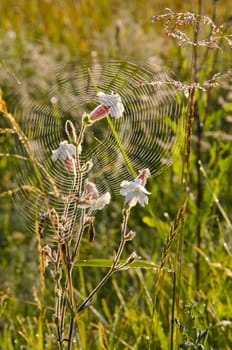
[106,115,136,178]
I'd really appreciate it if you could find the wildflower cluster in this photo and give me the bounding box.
[40,90,150,348]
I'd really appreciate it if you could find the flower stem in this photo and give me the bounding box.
[77,208,130,313]
[67,316,75,350]
[106,115,136,178]
[72,210,86,260]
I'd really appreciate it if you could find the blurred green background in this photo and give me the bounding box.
[0,1,232,349]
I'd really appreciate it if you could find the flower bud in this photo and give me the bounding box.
[63,155,75,173]
[85,181,99,200]
[138,168,151,186]
[89,104,110,122]
[126,251,138,264]
[42,245,53,268]
[80,159,93,173]
[65,120,77,143]
[84,216,95,226]
[82,113,92,125]
[88,221,96,242]
[124,230,136,241]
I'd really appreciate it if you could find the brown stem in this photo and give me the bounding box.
[77,209,130,313]
[72,210,86,260]
[56,123,87,350]
[175,3,202,347]
[170,271,176,350]
[67,316,75,350]
[194,0,203,292]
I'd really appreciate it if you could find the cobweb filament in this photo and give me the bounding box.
[11,59,185,234]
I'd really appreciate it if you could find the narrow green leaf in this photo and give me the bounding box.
[74,259,171,271]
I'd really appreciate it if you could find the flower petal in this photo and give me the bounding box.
[51,141,77,162]
[97,91,124,119]
[66,144,76,156]
[94,192,111,210]
[120,169,151,207]
[51,149,59,161]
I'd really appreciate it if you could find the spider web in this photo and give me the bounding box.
[10,59,185,234]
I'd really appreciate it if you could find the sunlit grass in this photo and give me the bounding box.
[0,1,232,349]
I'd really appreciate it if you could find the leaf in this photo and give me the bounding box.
[74,259,164,270]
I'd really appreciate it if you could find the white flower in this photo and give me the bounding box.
[51,141,76,161]
[120,180,150,207]
[79,181,111,211]
[51,141,81,173]
[97,91,124,119]
[120,168,151,207]
[90,192,111,210]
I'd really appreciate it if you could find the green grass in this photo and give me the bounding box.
[0,1,232,349]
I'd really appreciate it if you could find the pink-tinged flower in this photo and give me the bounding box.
[89,104,110,122]
[89,91,124,122]
[79,180,111,210]
[51,141,81,173]
[120,168,151,207]
[97,91,124,118]
[63,155,75,172]
[85,181,99,200]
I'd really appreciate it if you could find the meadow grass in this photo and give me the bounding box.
[0,1,232,349]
